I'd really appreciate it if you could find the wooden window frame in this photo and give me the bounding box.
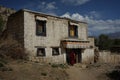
[69,25,78,38]
[36,20,46,36]
[52,48,60,56]
[37,48,46,57]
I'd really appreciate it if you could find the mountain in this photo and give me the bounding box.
[107,32,120,39]
[0,6,16,36]
[0,6,16,20]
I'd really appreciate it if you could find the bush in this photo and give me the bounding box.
[9,47,28,60]
[0,58,7,64]
[0,37,28,60]
[51,64,59,68]
[51,64,68,69]
[0,67,13,72]
[0,62,4,67]
[107,70,120,80]
[41,72,47,76]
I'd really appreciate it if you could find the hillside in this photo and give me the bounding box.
[0,6,16,35]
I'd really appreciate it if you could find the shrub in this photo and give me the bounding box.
[41,72,47,76]
[51,64,59,68]
[0,58,7,64]
[0,67,13,72]
[107,70,120,80]
[0,62,4,67]
[0,37,28,60]
[51,64,68,69]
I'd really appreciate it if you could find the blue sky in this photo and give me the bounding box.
[0,0,120,36]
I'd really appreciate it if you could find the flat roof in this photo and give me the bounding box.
[19,9,87,24]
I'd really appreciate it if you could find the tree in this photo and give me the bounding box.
[113,39,120,45]
[98,34,113,50]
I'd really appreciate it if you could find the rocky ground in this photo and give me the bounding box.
[0,60,120,80]
[0,61,69,80]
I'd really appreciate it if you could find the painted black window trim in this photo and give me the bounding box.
[52,47,60,56]
[36,20,46,36]
[37,48,46,57]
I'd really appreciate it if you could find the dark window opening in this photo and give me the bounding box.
[52,48,60,56]
[37,48,45,56]
[36,20,46,36]
[69,25,78,38]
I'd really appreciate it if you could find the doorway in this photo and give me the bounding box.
[66,48,82,65]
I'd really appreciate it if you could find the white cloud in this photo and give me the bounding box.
[46,2,57,10]
[61,12,71,18]
[61,12,84,21]
[88,11,101,19]
[38,2,57,11]
[61,0,90,5]
[23,1,57,15]
[71,13,85,21]
[61,12,120,36]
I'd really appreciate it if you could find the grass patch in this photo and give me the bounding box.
[51,64,68,69]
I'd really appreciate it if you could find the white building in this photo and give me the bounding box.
[7,9,95,64]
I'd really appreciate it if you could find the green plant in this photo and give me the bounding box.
[107,70,120,80]
[51,64,59,68]
[0,67,13,72]
[0,58,7,64]
[0,62,4,67]
[41,72,47,76]
[59,64,66,69]
[51,64,68,69]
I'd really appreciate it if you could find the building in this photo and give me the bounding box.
[7,9,95,64]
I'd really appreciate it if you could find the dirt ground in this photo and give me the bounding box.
[66,63,111,80]
[0,61,68,80]
[0,61,119,80]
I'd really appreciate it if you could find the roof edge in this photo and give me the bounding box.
[19,9,87,24]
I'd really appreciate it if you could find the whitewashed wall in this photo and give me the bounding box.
[99,51,120,64]
[23,11,89,63]
[82,48,94,64]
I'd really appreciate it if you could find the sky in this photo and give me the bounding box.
[0,0,120,36]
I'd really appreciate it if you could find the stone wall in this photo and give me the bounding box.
[88,37,95,48]
[7,11,24,46]
[7,10,93,64]
[23,11,88,63]
[99,51,120,64]
[82,48,94,64]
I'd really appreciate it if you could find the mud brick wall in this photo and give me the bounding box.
[99,51,120,64]
[7,10,93,64]
[7,11,24,47]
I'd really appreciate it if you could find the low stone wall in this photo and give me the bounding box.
[82,49,94,64]
[99,51,120,64]
[29,55,66,64]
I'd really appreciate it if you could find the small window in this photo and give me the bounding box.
[69,25,78,38]
[36,20,46,36]
[37,48,45,56]
[52,48,59,56]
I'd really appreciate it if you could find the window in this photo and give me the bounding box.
[69,25,78,38]
[36,20,46,36]
[52,48,59,56]
[37,48,45,56]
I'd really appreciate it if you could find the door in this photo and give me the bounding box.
[66,49,82,64]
